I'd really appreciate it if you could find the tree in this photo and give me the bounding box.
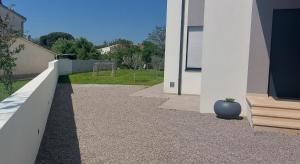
[151,56,163,79]
[110,44,140,67]
[146,26,166,52]
[123,53,143,83]
[51,37,101,60]
[0,13,24,94]
[132,53,143,83]
[40,32,74,49]
[109,38,133,47]
[142,41,163,64]
[74,38,100,60]
[51,38,76,54]
[141,26,166,66]
[132,53,143,70]
[122,53,142,69]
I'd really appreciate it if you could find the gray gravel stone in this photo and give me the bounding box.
[35,84,300,164]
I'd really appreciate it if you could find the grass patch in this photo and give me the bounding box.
[0,80,29,102]
[59,69,164,86]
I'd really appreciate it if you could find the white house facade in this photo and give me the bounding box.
[164,0,300,133]
[164,0,204,96]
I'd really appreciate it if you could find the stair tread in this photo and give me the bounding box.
[247,94,300,110]
[253,116,300,130]
[254,126,300,135]
[252,107,300,119]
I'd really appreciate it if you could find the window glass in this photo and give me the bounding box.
[186,26,203,70]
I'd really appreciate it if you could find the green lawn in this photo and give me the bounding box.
[59,69,164,86]
[0,80,29,102]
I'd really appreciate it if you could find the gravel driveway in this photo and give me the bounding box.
[36,84,300,164]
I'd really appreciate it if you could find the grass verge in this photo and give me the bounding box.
[0,80,29,102]
[59,69,163,86]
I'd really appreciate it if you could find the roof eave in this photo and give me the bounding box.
[0,4,27,21]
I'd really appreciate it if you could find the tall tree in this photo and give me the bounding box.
[51,38,76,54]
[109,38,133,47]
[39,32,74,49]
[51,38,101,60]
[122,53,143,83]
[151,56,164,79]
[0,13,24,94]
[74,38,100,60]
[146,26,166,52]
[142,41,163,64]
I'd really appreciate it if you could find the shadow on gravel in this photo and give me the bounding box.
[35,81,81,164]
[58,75,72,84]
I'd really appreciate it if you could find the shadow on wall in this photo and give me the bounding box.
[247,0,273,94]
[256,0,275,96]
[256,0,272,55]
[35,82,82,164]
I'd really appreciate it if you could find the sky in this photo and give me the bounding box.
[3,0,167,45]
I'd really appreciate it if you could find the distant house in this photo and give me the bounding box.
[0,1,55,79]
[98,44,122,54]
[0,0,26,33]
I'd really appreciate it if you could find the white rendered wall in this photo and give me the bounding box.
[164,0,182,94]
[0,60,59,164]
[72,60,105,73]
[0,59,109,163]
[58,59,105,75]
[181,64,202,95]
[181,0,202,95]
[164,0,202,95]
[58,59,73,75]
[200,0,254,116]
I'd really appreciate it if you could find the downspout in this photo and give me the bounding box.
[178,0,186,95]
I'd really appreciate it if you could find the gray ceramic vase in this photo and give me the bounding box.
[214,100,241,119]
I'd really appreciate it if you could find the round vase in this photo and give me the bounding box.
[214,100,241,119]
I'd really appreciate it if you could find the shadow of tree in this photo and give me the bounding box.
[35,78,81,164]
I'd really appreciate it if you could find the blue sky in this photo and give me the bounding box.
[3,0,167,45]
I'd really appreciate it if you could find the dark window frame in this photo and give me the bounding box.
[185,26,203,72]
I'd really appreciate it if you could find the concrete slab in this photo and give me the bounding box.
[131,83,200,112]
[159,95,200,112]
[130,83,172,99]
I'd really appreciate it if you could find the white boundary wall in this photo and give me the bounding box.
[58,59,111,75]
[0,59,114,164]
[0,60,61,164]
